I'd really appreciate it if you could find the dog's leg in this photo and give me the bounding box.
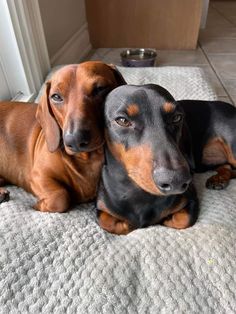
[33,189,70,213]
[31,179,70,213]
[0,177,6,186]
[0,177,10,203]
[162,193,199,229]
[231,169,236,178]
[162,208,191,229]
[97,210,133,235]
[0,187,10,203]
[206,164,233,190]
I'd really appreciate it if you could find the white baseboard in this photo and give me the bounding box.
[50,23,92,66]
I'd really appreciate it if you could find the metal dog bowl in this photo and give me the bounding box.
[121,48,157,67]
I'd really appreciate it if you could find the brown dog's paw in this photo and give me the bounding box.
[0,188,10,203]
[32,188,71,213]
[206,175,229,190]
[33,199,69,213]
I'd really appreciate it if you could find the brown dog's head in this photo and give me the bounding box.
[36,61,126,154]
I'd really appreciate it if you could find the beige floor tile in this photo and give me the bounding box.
[103,48,209,67]
[199,65,227,97]
[220,78,236,95]
[227,16,236,26]
[210,2,236,26]
[207,54,236,80]
[91,48,128,65]
[89,48,209,67]
[229,94,236,106]
[211,1,236,12]
[101,48,126,65]
[199,26,236,41]
[84,50,100,61]
[216,95,233,104]
[156,49,208,66]
[206,14,232,28]
[93,48,113,58]
[207,6,225,16]
[200,38,236,53]
[206,19,232,28]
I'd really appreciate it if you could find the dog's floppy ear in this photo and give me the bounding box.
[36,82,61,153]
[180,122,195,172]
[109,64,127,86]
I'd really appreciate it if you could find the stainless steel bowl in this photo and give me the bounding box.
[120,48,157,67]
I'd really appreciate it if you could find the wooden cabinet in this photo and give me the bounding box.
[86,0,203,49]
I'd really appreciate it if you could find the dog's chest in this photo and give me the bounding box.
[125,195,177,228]
[65,151,104,201]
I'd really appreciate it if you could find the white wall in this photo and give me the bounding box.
[39,0,91,66]
[201,0,209,28]
[0,64,11,100]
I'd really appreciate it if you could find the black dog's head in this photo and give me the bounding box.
[104,84,192,196]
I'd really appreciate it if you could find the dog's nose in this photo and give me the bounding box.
[153,167,191,195]
[64,130,91,152]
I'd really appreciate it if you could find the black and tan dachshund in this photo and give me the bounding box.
[96,84,236,235]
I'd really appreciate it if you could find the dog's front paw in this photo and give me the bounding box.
[97,210,134,235]
[33,190,70,213]
[0,188,10,203]
[206,174,229,190]
[162,208,191,229]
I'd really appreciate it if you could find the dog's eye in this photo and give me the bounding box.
[51,93,63,103]
[115,117,132,127]
[172,114,183,124]
[92,85,109,96]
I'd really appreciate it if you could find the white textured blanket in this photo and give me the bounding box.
[1,67,235,313]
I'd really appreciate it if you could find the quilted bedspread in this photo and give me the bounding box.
[1,67,235,313]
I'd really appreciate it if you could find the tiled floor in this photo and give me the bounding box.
[86,1,236,105]
[199,0,236,104]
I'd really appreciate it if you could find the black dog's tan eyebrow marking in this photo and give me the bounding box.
[126,103,139,116]
[162,102,175,113]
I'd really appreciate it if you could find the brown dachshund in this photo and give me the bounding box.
[0,61,126,212]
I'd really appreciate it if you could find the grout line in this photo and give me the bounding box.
[198,41,234,104]
[210,4,236,27]
[82,49,97,62]
[205,52,236,56]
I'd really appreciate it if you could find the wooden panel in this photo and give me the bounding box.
[85,0,203,49]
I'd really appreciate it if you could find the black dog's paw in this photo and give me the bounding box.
[206,175,229,190]
[0,188,10,203]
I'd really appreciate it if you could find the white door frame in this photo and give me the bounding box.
[0,0,50,101]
